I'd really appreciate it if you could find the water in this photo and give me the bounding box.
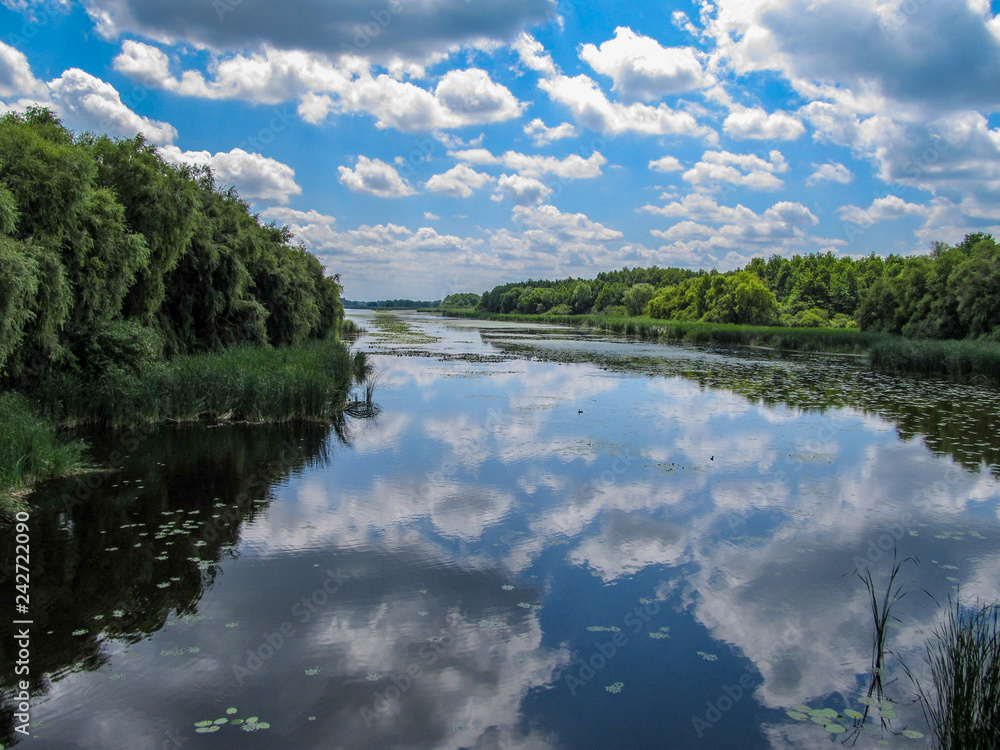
[3,311,1000,749]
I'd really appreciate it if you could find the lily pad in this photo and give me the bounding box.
[823,723,846,734]
[901,730,924,739]
[786,711,808,721]
[790,704,810,713]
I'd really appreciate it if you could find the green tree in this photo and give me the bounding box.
[623,283,655,316]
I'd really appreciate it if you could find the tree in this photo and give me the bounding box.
[570,282,593,314]
[623,283,655,316]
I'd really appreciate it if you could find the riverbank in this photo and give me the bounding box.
[437,310,1000,386]
[1,337,370,507]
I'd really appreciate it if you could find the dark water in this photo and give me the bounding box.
[3,311,1000,749]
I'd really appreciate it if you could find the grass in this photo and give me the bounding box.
[32,338,369,428]
[912,599,1000,749]
[0,392,85,513]
[869,337,1000,387]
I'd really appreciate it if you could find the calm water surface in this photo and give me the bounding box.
[3,311,1000,749]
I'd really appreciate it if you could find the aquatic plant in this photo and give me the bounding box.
[911,599,1000,749]
[0,391,85,507]
[869,337,1000,387]
[858,556,918,702]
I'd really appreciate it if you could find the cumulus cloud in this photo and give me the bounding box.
[807,162,854,186]
[512,32,557,77]
[0,41,46,98]
[722,106,804,141]
[649,155,684,173]
[642,193,826,268]
[579,26,712,101]
[87,0,557,66]
[493,174,552,205]
[539,73,717,139]
[683,149,788,191]
[450,148,607,180]
[161,145,301,202]
[424,164,494,198]
[47,68,177,144]
[338,155,415,198]
[706,0,1000,116]
[523,118,577,146]
[113,43,523,132]
[512,203,623,241]
[836,195,930,225]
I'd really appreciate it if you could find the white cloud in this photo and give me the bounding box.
[113,43,523,133]
[523,118,577,146]
[723,106,804,141]
[683,149,788,191]
[836,195,930,225]
[48,68,177,145]
[338,155,415,198]
[649,155,684,173]
[433,67,523,124]
[493,174,552,205]
[260,207,336,226]
[161,145,301,203]
[579,26,712,102]
[512,32,557,77]
[643,194,825,268]
[451,148,607,180]
[0,41,46,98]
[512,204,623,241]
[539,73,716,139]
[423,211,440,220]
[807,162,854,186]
[424,164,494,198]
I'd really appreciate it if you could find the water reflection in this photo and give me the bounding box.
[2,312,999,748]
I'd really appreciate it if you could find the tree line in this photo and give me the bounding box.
[467,235,1000,340]
[0,107,344,391]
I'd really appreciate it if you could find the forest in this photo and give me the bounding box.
[468,237,1000,341]
[0,108,361,503]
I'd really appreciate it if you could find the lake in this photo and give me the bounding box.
[4,310,1000,749]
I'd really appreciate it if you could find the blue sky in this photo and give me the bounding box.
[3,0,1000,299]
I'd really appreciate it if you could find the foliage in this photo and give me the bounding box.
[0,107,345,387]
[440,292,480,309]
[857,234,1000,340]
[465,235,1000,345]
[342,298,440,309]
[0,107,355,497]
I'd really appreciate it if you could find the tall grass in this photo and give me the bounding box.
[869,337,1000,387]
[33,339,365,428]
[0,392,85,509]
[913,599,1000,749]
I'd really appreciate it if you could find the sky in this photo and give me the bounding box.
[2,0,1000,300]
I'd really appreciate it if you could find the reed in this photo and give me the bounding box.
[869,337,1000,386]
[913,599,1000,749]
[0,392,85,507]
[33,339,364,427]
